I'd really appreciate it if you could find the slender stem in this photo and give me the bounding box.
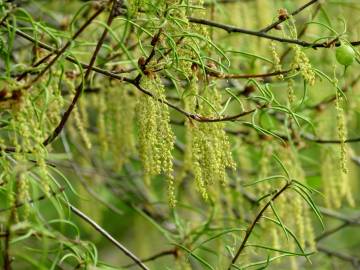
[122,249,177,268]
[188,17,360,48]
[207,69,291,79]
[68,204,150,270]
[315,222,348,241]
[3,227,11,270]
[317,246,360,268]
[228,181,292,269]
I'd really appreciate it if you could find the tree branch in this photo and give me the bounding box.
[228,181,292,269]
[68,204,150,270]
[188,17,360,48]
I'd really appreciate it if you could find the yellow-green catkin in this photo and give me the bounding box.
[304,210,317,251]
[271,226,280,259]
[256,142,274,241]
[183,77,208,199]
[279,146,315,250]
[113,88,136,168]
[340,148,355,207]
[97,90,108,157]
[183,80,235,201]
[255,0,273,30]
[321,146,342,208]
[287,79,295,106]
[73,104,92,149]
[324,145,355,208]
[270,41,284,80]
[64,79,92,149]
[289,240,299,270]
[335,90,348,174]
[47,83,64,128]
[102,85,136,170]
[78,97,90,133]
[317,107,344,208]
[287,154,304,247]
[333,68,354,206]
[164,1,207,76]
[1,137,17,219]
[286,17,315,86]
[77,182,103,240]
[10,92,51,196]
[137,75,176,207]
[17,171,30,219]
[292,45,316,86]
[292,194,305,247]
[257,142,273,195]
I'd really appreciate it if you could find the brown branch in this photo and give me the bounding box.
[207,68,291,79]
[316,209,360,241]
[3,226,11,270]
[233,188,360,268]
[228,127,360,145]
[131,78,266,123]
[228,181,292,269]
[188,17,360,48]
[68,204,150,270]
[301,133,360,144]
[319,207,360,225]
[316,223,348,242]
[317,246,360,269]
[122,249,178,268]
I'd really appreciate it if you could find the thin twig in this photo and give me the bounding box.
[260,0,319,33]
[317,246,360,269]
[188,17,360,48]
[122,249,177,268]
[228,181,292,269]
[68,204,150,270]
[207,68,291,79]
[301,133,360,144]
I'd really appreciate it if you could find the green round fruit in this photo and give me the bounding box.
[336,44,355,66]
